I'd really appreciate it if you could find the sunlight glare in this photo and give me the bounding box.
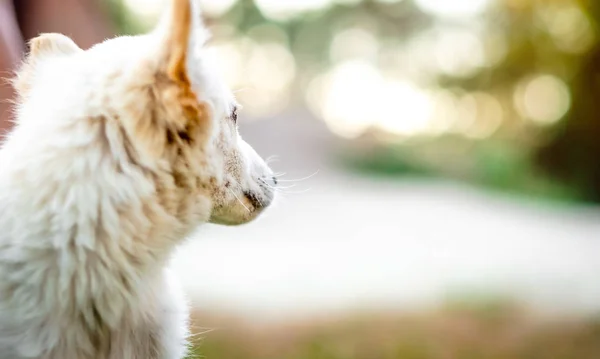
[321,61,381,138]
[314,61,436,138]
[415,0,491,18]
[376,81,434,136]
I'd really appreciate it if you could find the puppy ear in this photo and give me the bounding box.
[148,0,213,148]
[155,0,205,85]
[29,33,83,59]
[14,34,82,99]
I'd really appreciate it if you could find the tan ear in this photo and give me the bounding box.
[160,0,196,85]
[152,0,211,141]
[29,33,83,59]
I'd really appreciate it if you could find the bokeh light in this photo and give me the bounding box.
[307,61,436,138]
[212,38,296,118]
[123,0,164,20]
[537,3,595,54]
[415,0,491,18]
[330,28,379,63]
[514,74,571,126]
[202,0,238,16]
[255,0,333,21]
[376,81,434,136]
[316,61,380,138]
[433,27,485,77]
[122,0,239,22]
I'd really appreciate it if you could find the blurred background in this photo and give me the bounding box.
[2,0,600,357]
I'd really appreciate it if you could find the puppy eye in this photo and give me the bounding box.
[230,106,238,124]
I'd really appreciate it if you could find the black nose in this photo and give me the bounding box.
[243,191,263,208]
[272,176,278,185]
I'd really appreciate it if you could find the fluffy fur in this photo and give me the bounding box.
[0,0,276,358]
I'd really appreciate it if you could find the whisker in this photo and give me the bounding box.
[265,155,280,165]
[277,170,320,183]
[259,178,296,190]
[276,185,298,190]
[187,331,215,339]
[285,187,312,194]
[277,187,313,194]
[187,328,217,339]
[228,188,250,213]
[232,86,257,95]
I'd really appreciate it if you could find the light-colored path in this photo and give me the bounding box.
[173,173,600,321]
[172,112,600,322]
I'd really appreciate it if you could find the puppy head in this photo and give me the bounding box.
[147,0,278,226]
[13,0,277,227]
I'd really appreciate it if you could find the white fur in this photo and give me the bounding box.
[0,1,274,358]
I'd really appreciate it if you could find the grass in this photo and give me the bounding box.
[187,304,600,359]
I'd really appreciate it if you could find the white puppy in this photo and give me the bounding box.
[0,0,276,357]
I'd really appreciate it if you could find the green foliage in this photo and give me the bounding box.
[105,0,145,35]
[339,136,583,204]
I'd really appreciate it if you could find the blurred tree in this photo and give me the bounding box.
[108,0,600,202]
[218,0,600,202]
[536,0,600,202]
[209,0,433,72]
[437,0,600,202]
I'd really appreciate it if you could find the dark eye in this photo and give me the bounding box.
[230,106,238,124]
